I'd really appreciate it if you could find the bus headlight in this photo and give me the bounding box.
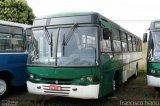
[29,74,41,81]
[80,76,99,82]
[80,77,86,81]
[29,74,34,79]
[86,76,93,82]
[151,69,156,74]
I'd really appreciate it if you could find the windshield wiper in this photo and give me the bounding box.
[50,33,53,57]
[43,27,54,57]
[62,34,65,56]
[43,26,51,45]
[63,23,78,46]
[95,48,97,64]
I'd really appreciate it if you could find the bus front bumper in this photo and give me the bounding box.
[147,75,160,87]
[27,81,99,99]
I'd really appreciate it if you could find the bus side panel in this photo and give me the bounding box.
[99,52,123,97]
[101,70,114,97]
[122,52,129,82]
[128,52,142,78]
[122,52,142,81]
[0,53,28,86]
[99,53,113,97]
[113,52,123,86]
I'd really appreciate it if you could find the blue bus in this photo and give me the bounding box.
[0,20,30,98]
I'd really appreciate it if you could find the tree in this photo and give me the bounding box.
[0,0,35,24]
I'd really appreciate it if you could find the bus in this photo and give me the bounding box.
[27,12,142,99]
[143,20,160,91]
[0,20,30,98]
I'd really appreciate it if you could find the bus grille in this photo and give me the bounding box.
[42,78,72,85]
[43,85,70,96]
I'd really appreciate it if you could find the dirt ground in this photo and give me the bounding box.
[1,72,160,106]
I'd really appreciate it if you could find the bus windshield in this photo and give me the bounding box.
[148,31,160,61]
[28,26,98,66]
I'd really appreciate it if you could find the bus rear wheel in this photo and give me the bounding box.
[0,78,8,98]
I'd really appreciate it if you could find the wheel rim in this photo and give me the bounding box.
[136,65,138,76]
[135,69,138,76]
[113,80,115,91]
[0,79,7,96]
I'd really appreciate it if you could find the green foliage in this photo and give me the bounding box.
[0,0,35,24]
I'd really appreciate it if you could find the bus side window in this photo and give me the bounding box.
[112,29,121,52]
[132,37,136,51]
[101,29,112,52]
[140,40,142,52]
[26,35,31,51]
[0,33,12,52]
[136,39,140,52]
[121,32,128,52]
[128,35,132,52]
[12,34,24,51]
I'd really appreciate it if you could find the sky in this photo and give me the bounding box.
[26,0,160,38]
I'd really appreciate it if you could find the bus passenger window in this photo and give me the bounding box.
[101,35,111,52]
[121,32,128,52]
[112,29,121,52]
[0,33,12,52]
[12,35,24,51]
[128,35,132,51]
[136,39,140,51]
[140,40,142,52]
[132,37,136,51]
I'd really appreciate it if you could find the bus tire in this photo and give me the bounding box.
[0,78,8,98]
[112,70,120,91]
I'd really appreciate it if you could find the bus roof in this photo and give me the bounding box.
[35,12,140,39]
[100,15,141,39]
[37,12,99,19]
[0,20,31,28]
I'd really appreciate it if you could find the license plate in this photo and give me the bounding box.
[49,85,61,91]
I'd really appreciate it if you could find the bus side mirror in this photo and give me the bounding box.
[143,33,147,43]
[103,28,110,40]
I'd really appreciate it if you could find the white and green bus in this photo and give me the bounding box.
[143,20,160,91]
[27,12,142,99]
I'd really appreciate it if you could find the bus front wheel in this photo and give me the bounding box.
[0,78,8,98]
